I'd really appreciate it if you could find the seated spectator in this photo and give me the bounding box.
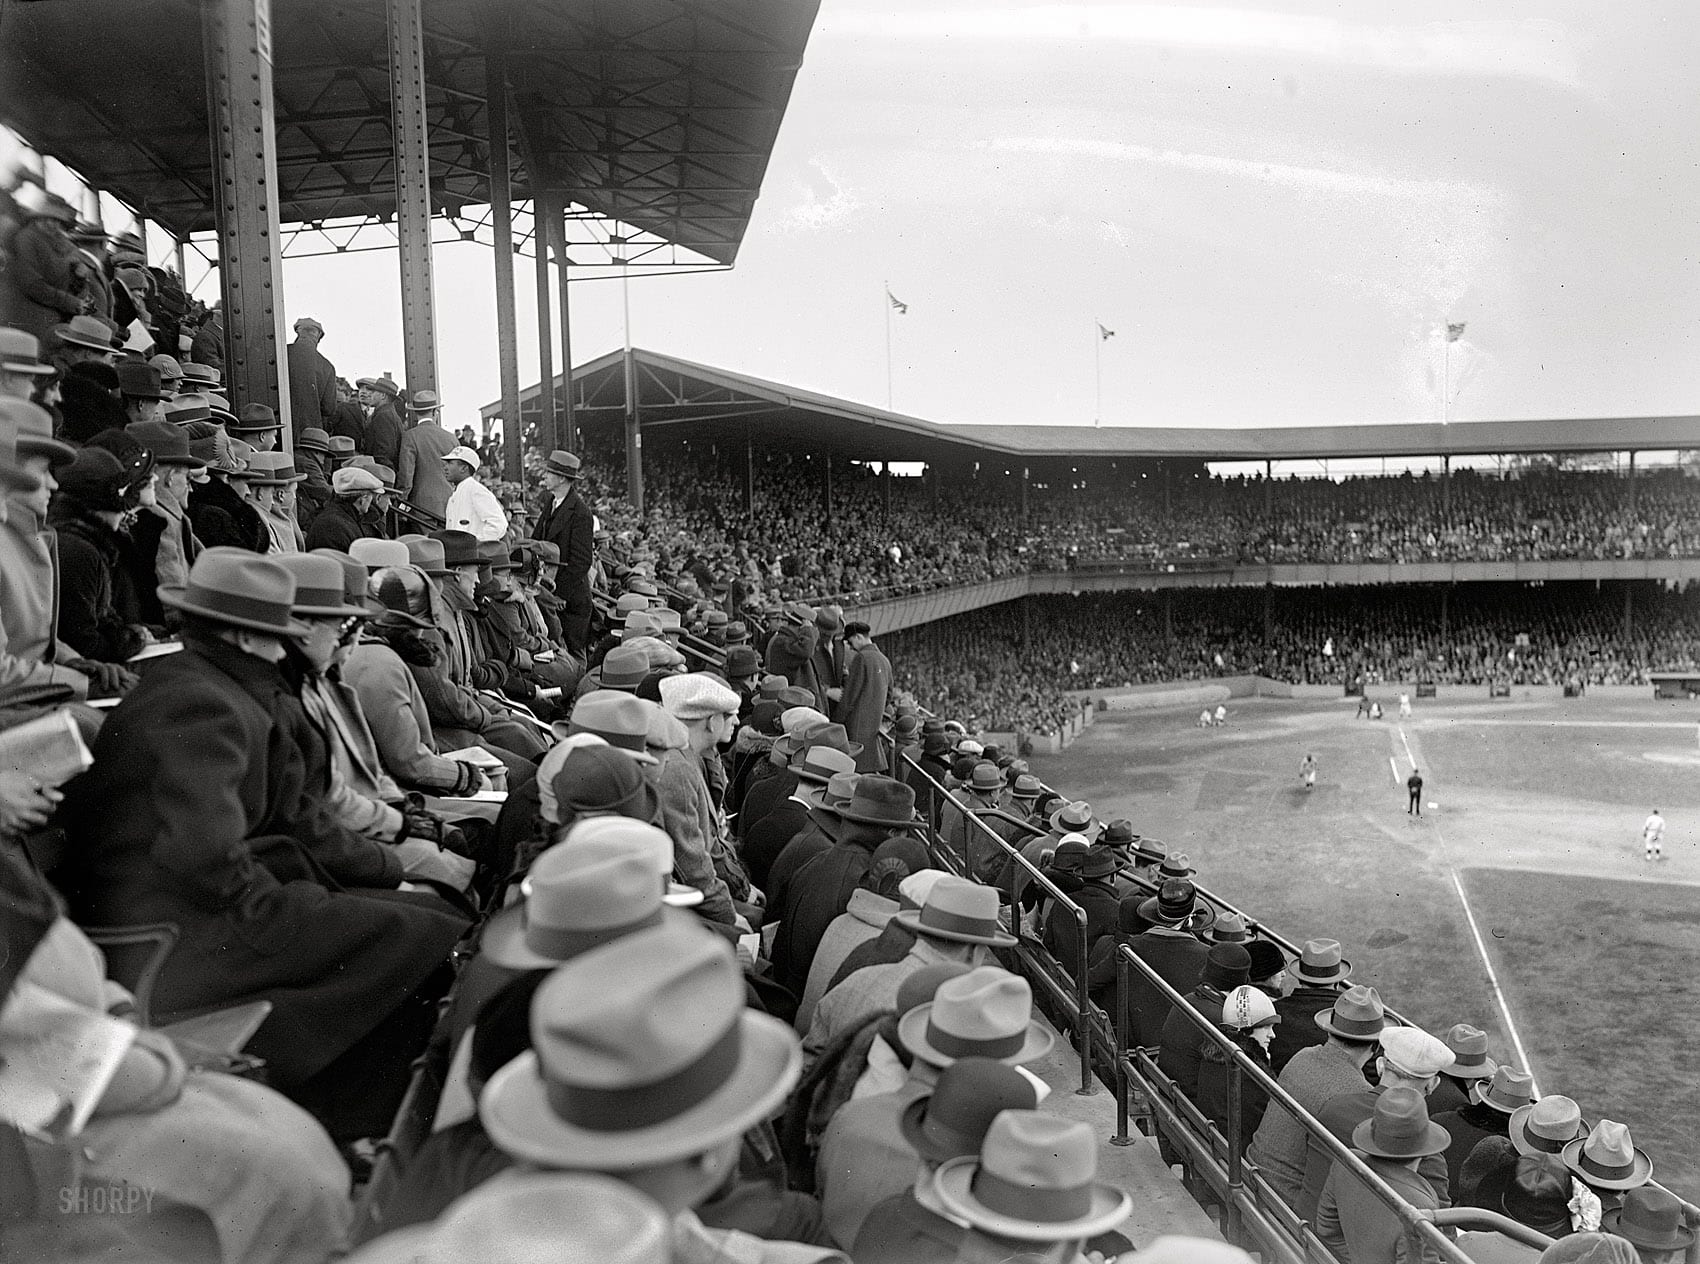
[1270,937,1353,1073]
[1431,1067,1536,1193]
[1315,1087,1451,1264]
[1104,880,1212,1046]
[1197,984,1280,1152]
[57,549,468,1139]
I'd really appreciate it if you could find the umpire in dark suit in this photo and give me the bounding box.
[531,449,593,654]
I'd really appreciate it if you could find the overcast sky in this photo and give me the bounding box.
[21,1,1700,437]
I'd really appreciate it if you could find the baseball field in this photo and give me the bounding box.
[1029,689,1700,1196]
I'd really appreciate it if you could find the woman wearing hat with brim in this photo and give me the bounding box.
[932,1110,1131,1247]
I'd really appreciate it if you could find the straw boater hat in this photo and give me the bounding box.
[897,967,1055,1069]
[480,918,800,1170]
[158,547,311,638]
[893,875,1018,949]
[932,1111,1132,1243]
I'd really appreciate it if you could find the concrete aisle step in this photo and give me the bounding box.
[1025,1017,1223,1248]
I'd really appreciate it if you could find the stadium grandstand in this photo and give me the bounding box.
[0,1,1696,1262]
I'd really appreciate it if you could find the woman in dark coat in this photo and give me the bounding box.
[59,591,467,1129]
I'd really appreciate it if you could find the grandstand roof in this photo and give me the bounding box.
[500,348,1700,463]
[0,0,817,264]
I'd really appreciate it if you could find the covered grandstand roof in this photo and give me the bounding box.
[0,0,818,264]
[493,348,1700,462]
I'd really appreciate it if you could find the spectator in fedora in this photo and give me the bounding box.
[744,742,860,893]
[59,549,468,1139]
[1432,1067,1536,1191]
[1270,937,1353,1073]
[478,917,847,1263]
[533,449,594,653]
[1300,1024,1455,1220]
[764,770,860,927]
[928,1111,1132,1264]
[944,759,1008,881]
[1564,1121,1654,1211]
[850,1057,1044,1264]
[654,672,744,927]
[1316,1087,1451,1264]
[230,403,283,453]
[329,376,365,447]
[351,1172,673,1264]
[116,359,168,427]
[286,317,336,432]
[395,388,455,518]
[1199,985,1281,1150]
[803,874,1014,1062]
[1604,1188,1698,1264]
[815,966,1054,1248]
[770,775,922,996]
[834,619,890,772]
[1430,1022,1501,1116]
[739,719,855,848]
[1246,984,1391,1209]
[1044,842,1121,979]
[1,195,85,348]
[1103,879,1213,1047]
[128,420,205,608]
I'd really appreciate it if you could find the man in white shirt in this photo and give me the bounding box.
[442,445,508,542]
[1643,809,1665,861]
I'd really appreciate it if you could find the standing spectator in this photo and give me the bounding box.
[358,374,404,470]
[330,376,365,447]
[533,449,594,653]
[285,316,336,432]
[0,194,84,348]
[835,620,891,772]
[443,444,508,542]
[191,300,224,372]
[395,389,456,519]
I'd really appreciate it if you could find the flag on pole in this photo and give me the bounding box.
[887,288,908,315]
[1447,322,1467,343]
[1098,321,1115,341]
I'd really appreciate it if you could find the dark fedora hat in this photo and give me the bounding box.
[1078,845,1121,881]
[561,691,659,765]
[899,1057,1039,1164]
[127,420,207,469]
[1498,1155,1575,1239]
[431,529,481,569]
[275,552,371,618]
[1351,1087,1449,1159]
[1136,878,1205,928]
[159,547,311,637]
[405,388,441,412]
[1604,1187,1695,1251]
[296,427,331,453]
[115,361,168,401]
[723,645,761,679]
[838,775,920,829]
[231,402,283,433]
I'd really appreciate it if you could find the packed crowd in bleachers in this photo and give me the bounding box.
[881,585,1700,737]
[1,201,1697,1260]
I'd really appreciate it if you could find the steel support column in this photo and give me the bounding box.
[623,346,642,511]
[1443,454,1451,516]
[744,426,755,514]
[484,38,522,483]
[883,461,892,521]
[822,454,834,526]
[533,193,556,450]
[202,0,291,442]
[388,0,437,397]
[555,207,576,451]
[1627,450,1636,513]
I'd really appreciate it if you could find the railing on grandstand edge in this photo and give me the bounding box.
[898,748,1097,1095]
[1113,943,1506,1264]
[590,585,726,671]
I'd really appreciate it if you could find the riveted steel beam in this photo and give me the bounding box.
[388,0,438,395]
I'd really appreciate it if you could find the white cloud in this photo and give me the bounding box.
[775,157,863,232]
[833,6,1582,89]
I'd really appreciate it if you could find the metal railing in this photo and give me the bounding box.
[899,751,1097,1095]
[1113,943,1493,1264]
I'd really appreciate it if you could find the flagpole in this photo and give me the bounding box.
[1094,318,1102,425]
[884,281,893,410]
[1442,333,1450,426]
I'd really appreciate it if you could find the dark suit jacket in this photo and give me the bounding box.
[1120,929,1210,1049]
[532,489,594,610]
[1271,985,1341,1073]
[286,338,337,431]
[364,400,403,471]
[59,635,466,1085]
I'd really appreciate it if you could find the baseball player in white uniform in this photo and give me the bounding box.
[1643,809,1665,862]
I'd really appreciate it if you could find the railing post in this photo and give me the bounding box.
[1074,903,1093,1095]
[1225,1056,1246,1245]
[1111,947,1133,1144]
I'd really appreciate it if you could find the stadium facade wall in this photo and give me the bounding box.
[1065,680,1666,711]
[848,559,1700,635]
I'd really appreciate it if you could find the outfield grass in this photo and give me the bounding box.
[1030,693,1700,1197]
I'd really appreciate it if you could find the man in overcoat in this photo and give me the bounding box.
[58,548,467,1132]
[531,449,593,653]
[833,620,889,772]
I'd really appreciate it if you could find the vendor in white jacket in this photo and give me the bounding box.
[442,445,509,542]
